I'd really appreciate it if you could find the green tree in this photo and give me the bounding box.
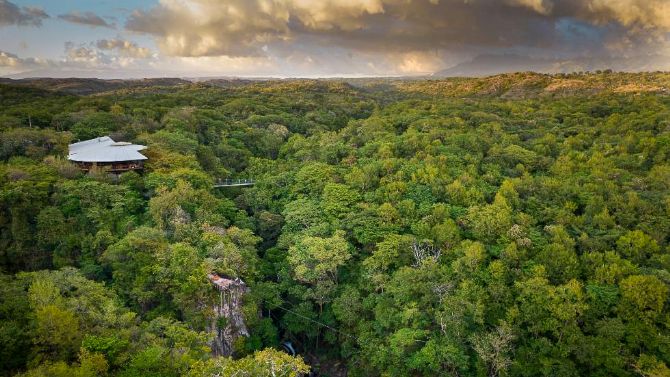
[187,348,309,377]
[619,275,668,323]
[616,230,660,265]
[288,231,352,312]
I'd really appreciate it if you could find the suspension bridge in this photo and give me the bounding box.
[213,178,256,188]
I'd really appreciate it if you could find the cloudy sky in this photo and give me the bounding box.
[1,0,669,78]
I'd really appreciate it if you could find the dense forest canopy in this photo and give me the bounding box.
[1,71,670,376]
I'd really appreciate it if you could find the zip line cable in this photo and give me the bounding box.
[251,294,428,344]
[251,294,359,341]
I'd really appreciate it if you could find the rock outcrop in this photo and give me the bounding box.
[207,273,249,356]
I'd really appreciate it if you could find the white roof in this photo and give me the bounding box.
[68,136,147,163]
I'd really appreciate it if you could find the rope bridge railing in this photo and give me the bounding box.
[213,178,256,188]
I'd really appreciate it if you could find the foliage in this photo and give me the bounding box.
[1,73,670,376]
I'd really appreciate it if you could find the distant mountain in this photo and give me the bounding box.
[435,54,670,77]
[201,78,272,88]
[0,77,191,95]
[1,67,190,80]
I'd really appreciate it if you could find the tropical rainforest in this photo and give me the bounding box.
[1,71,670,377]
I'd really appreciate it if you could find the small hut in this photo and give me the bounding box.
[68,136,147,173]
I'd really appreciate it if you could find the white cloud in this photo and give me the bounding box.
[506,0,554,15]
[0,51,21,67]
[96,39,153,58]
[0,50,55,75]
[0,40,156,77]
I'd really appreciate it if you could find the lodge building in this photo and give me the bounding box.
[68,136,147,173]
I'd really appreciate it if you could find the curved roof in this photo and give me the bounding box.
[68,136,147,163]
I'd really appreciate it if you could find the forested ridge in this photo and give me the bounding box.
[1,71,670,376]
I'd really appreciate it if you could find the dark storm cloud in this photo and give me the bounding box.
[0,0,48,27]
[124,0,670,59]
[4,0,669,77]
[58,11,114,28]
